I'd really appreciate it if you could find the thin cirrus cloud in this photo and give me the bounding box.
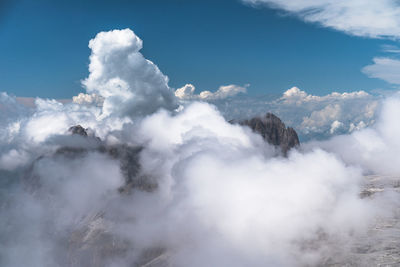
[242,0,400,39]
[381,44,400,54]
[362,57,400,85]
[241,0,400,90]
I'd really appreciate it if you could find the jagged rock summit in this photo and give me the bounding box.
[240,113,300,155]
[68,125,88,137]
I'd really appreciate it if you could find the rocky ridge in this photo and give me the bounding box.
[239,112,300,155]
[24,115,301,266]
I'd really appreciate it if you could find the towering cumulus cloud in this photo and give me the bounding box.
[82,29,178,118]
[1,28,400,267]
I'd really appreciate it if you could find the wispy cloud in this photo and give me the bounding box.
[381,44,400,54]
[242,0,400,39]
[362,57,400,85]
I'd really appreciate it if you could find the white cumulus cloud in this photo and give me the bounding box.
[72,93,104,106]
[82,28,178,118]
[330,120,344,134]
[309,93,400,175]
[212,86,379,140]
[175,84,248,100]
[281,86,370,104]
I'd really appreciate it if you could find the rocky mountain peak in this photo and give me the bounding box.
[68,125,88,137]
[240,113,300,155]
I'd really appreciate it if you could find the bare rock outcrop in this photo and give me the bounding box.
[240,113,300,155]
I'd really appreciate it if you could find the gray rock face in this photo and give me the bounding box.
[68,125,88,137]
[27,126,153,194]
[240,113,300,155]
[22,127,156,266]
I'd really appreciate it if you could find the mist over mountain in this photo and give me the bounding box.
[1,28,400,267]
[239,113,299,155]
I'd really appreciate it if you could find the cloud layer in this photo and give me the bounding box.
[0,99,379,266]
[307,93,400,175]
[209,86,380,140]
[0,28,399,267]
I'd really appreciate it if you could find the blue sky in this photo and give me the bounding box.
[0,0,397,98]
